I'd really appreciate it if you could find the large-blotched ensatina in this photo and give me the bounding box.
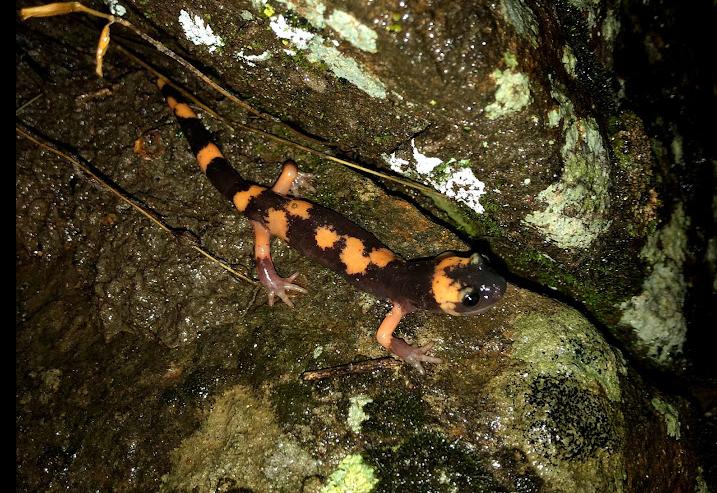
[158,79,506,372]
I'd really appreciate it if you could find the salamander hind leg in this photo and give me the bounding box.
[252,220,306,307]
[375,302,442,374]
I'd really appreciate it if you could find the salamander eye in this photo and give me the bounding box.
[462,292,479,307]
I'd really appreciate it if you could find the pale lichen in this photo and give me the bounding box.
[347,394,373,433]
[487,306,627,493]
[267,13,386,98]
[382,141,486,214]
[524,86,611,249]
[650,397,681,440]
[619,204,690,367]
[562,45,577,78]
[511,309,625,402]
[484,55,532,120]
[320,454,378,493]
[235,49,272,67]
[326,9,378,53]
[178,10,224,53]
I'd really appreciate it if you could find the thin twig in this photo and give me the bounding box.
[21,2,444,199]
[16,121,256,285]
[16,93,43,114]
[301,357,402,381]
[20,2,325,148]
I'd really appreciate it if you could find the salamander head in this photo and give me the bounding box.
[430,253,506,315]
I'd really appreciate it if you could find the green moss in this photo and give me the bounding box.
[372,134,393,145]
[163,386,317,491]
[427,192,481,237]
[362,390,427,438]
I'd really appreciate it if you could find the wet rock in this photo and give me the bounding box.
[16,0,710,491]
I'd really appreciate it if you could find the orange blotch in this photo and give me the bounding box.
[196,143,224,173]
[232,185,265,212]
[174,102,197,119]
[266,208,289,241]
[285,200,312,219]
[340,236,371,275]
[431,256,469,314]
[166,95,178,110]
[315,226,339,250]
[369,248,395,268]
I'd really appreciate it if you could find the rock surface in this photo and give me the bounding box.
[16,0,712,491]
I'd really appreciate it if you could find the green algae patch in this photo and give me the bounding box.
[618,203,690,367]
[321,454,378,493]
[162,385,317,492]
[651,397,681,440]
[485,305,629,493]
[365,432,508,492]
[511,310,625,402]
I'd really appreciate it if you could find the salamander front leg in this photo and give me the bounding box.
[272,160,315,196]
[375,302,442,374]
[251,220,306,307]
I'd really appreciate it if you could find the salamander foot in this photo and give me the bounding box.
[256,258,307,307]
[389,338,442,375]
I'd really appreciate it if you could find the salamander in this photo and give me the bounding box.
[157,78,506,373]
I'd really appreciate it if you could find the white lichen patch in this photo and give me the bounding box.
[235,49,272,67]
[103,0,126,16]
[178,10,224,53]
[326,9,378,53]
[484,56,532,119]
[269,14,315,49]
[347,394,373,433]
[267,13,386,98]
[619,204,689,366]
[524,87,611,249]
[382,141,486,214]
